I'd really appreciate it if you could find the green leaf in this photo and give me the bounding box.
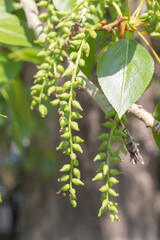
[8,47,43,64]
[0,54,21,84]
[97,39,154,118]
[0,12,34,46]
[52,0,77,12]
[153,101,160,150]
[0,0,13,12]
[8,78,35,150]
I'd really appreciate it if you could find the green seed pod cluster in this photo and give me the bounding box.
[93,110,127,221]
[34,0,107,206]
[138,1,160,36]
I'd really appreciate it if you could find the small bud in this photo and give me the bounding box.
[50,99,59,106]
[70,153,77,160]
[37,1,48,7]
[110,156,122,164]
[108,188,119,197]
[103,121,113,128]
[97,162,105,172]
[56,21,65,28]
[73,159,79,166]
[57,64,64,73]
[58,174,69,182]
[61,132,70,139]
[34,38,46,44]
[72,143,83,153]
[108,177,119,186]
[38,104,48,117]
[83,42,90,57]
[73,168,81,179]
[56,87,63,94]
[110,213,115,222]
[72,100,83,110]
[38,63,50,70]
[63,81,71,91]
[97,133,109,141]
[103,164,109,175]
[78,59,85,67]
[98,141,108,151]
[59,93,70,100]
[71,112,83,119]
[109,169,122,175]
[71,200,77,207]
[51,15,59,22]
[31,84,42,91]
[99,185,108,192]
[62,27,70,34]
[30,99,38,109]
[109,205,118,213]
[39,12,48,21]
[60,164,71,172]
[71,121,79,131]
[34,70,46,78]
[72,178,84,186]
[47,86,56,96]
[48,42,56,50]
[72,136,84,143]
[70,40,82,46]
[62,68,73,77]
[114,129,126,137]
[70,52,78,60]
[57,141,69,150]
[92,172,105,181]
[74,32,86,39]
[94,152,106,161]
[101,199,108,209]
[60,184,70,192]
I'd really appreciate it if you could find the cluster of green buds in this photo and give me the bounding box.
[93,110,127,221]
[139,0,160,36]
[33,0,106,206]
[56,23,101,206]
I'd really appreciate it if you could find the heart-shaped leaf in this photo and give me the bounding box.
[0,12,34,46]
[97,39,154,118]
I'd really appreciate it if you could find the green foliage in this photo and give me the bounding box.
[97,39,154,118]
[0,12,35,46]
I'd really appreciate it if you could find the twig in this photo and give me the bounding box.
[19,0,46,39]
